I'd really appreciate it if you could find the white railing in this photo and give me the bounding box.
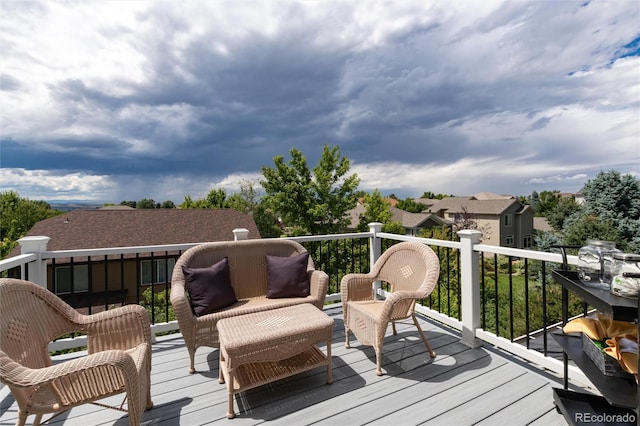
[1,223,586,386]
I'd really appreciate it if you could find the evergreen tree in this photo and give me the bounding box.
[580,170,640,252]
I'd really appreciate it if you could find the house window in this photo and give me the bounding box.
[523,235,532,248]
[55,265,89,294]
[505,235,514,246]
[141,258,175,286]
[504,214,513,227]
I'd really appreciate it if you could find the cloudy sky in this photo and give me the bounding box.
[1,1,639,203]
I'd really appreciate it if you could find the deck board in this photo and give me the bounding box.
[0,305,571,425]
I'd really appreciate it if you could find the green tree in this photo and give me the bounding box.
[160,200,176,209]
[381,221,405,234]
[261,145,360,236]
[546,196,581,231]
[179,189,228,209]
[0,191,61,258]
[358,189,393,231]
[137,198,157,209]
[252,202,282,238]
[562,213,622,248]
[395,197,427,213]
[580,170,640,252]
[528,190,540,211]
[420,191,450,200]
[120,200,137,208]
[204,189,228,208]
[534,190,561,217]
[226,180,282,238]
[226,180,259,214]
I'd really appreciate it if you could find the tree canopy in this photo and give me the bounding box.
[119,199,175,208]
[420,191,450,200]
[261,145,360,236]
[395,197,428,213]
[535,170,640,253]
[529,190,561,217]
[0,191,61,258]
[178,181,281,238]
[358,189,392,231]
[180,189,228,209]
[581,170,640,251]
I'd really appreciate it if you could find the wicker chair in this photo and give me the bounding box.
[0,278,153,426]
[341,241,440,376]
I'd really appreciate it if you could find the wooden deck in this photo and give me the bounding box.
[0,305,574,425]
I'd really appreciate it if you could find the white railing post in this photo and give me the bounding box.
[233,228,249,241]
[18,236,50,286]
[457,229,483,348]
[368,222,383,298]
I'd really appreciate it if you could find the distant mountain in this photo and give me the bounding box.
[48,202,104,212]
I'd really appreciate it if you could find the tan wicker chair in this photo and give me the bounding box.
[341,241,440,376]
[170,239,328,374]
[0,278,153,426]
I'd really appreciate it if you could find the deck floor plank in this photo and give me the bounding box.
[0,306,569,425]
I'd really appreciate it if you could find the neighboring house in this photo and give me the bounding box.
[427,193,535,248]
[346,201,451,236]
[561,190,585,205]
[10,208,260,307]
[533,217,553,233]
[388,206,452,236]
[411,198,440,211]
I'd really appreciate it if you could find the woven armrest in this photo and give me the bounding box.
[0,349,134,389]
[341,273,376,302]
[309,270,329,308]
[384,290,423,304]
[82,304,152,354]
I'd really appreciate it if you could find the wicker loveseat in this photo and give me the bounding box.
[170,239,329,373]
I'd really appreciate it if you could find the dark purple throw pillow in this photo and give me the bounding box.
[266,252,311,298]
[182,257,237,316]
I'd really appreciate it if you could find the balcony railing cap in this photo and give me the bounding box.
[18,236,51,253]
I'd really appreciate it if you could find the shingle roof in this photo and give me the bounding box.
[471,192,515,200]
[411,198,439,210]
[533,217,553,232]
[12,209,260,253]
[346,203,451,229]
[427,197,520,215]
[389,206,451,228]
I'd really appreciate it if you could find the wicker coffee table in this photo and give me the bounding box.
[217,303,334,419]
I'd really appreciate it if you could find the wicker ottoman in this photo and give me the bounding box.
[217,304,334,419]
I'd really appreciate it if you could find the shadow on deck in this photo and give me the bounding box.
[0,305,573,425]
